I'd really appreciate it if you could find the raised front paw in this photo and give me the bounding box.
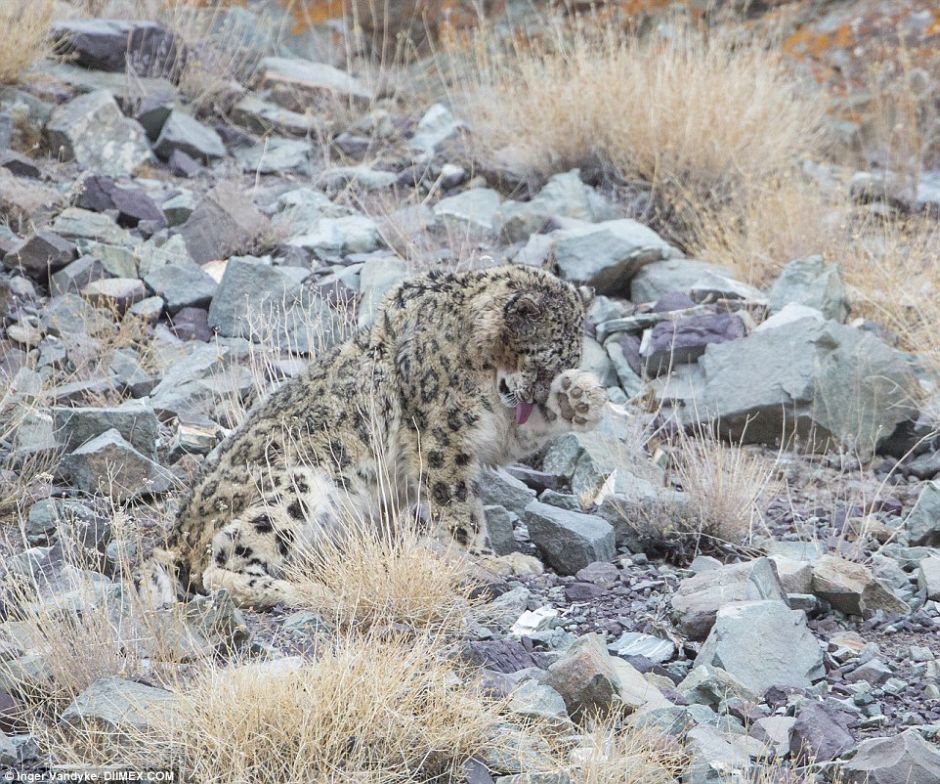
[548,369,607,429]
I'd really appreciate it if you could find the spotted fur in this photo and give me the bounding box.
[150,265,607,608]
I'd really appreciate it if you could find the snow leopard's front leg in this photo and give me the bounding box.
[512,369,608,458]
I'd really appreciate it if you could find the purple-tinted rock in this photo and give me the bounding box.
[652,291,696,313]
[51,19,183,77]
[77,176,166,228]
[643,312,746,376]
[170,307,212,342]
[789,701,854,763]
[0,151,41,178]
[167,149,203,178]
[565,582,607,602]
[505,465,561,493]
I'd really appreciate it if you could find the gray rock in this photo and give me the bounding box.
[524,501,615,575]
[433,188,502,234]
[843,728,940,784]
[699,317,917,456]
[811,554,909,616]
[483,505,516,556]
[0,730,16,766]
[25,498,105,549]
[178,183,269,263]
[685,724,760,784]
[917,556,940,600]
[287,215,381,260]
[82,277,147,314]
[147,343,253,419]
[144,261,218,313]
[549,219,676,296]
[642,313,746,376]
[51,207,136,248]
[850,170,940,215]
[671,557,787,640]
[905,481,940,546]
[230,94,319,136]
[51,401,160,458]
[695,600,824,693]
[50,255,107,295]
[544,634,616,717]
[3,231,76,278]
[60,429,173,502]
[480,468,536,515]
[410,103,464,154]
[789,701,854,763]
[690,271,767,304]
[258,57,373,111]
[769,255,849,322]
[153,110,226,162]
[678,664,757,709]
[506,680,570,727]
[60,676,179,734]
[46,90,152,176]
[630,258,729,303]
[356,257,411,329]
[236,137,311,174]
[207,257,340,354]
[608,632,675,664]
[318,165,398,191]
[496,169,615,242]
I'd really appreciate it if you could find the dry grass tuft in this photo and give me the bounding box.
[0,0,53,85]
[564,717,684,784]
[285,513,480,633]
[149,632,502,783]
[669,428,780,548]
[457,19,825,235]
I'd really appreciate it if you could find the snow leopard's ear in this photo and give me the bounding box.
[505,292,540,336]
[578,285,595,307]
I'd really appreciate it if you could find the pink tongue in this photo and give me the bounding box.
[515,401,535,425]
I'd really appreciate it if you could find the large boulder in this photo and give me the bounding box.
[670,557,787,640]
[46,90,153,176]
[523,501,615,575]
[60,429,173,502]
[153,110,226,162]
[843,729,940,784]
[811,554,909,615]
[630,258,730,303]
[177,183,269,263]
[207,256,342,354]
[699,317,917,456]
[60,676,179,734]
[51,19,182,76]
[694,600,825,693]
[545,219,677,296]
[768,255,849,322]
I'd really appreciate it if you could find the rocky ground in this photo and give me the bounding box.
[1,2,940,783]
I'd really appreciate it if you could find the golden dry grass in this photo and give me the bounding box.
[284,513,481,633]
[455,20,826,230]
[0,0,53,85]
[669,428,780,547]
[564,718,684,784]
[145,632,503,784]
